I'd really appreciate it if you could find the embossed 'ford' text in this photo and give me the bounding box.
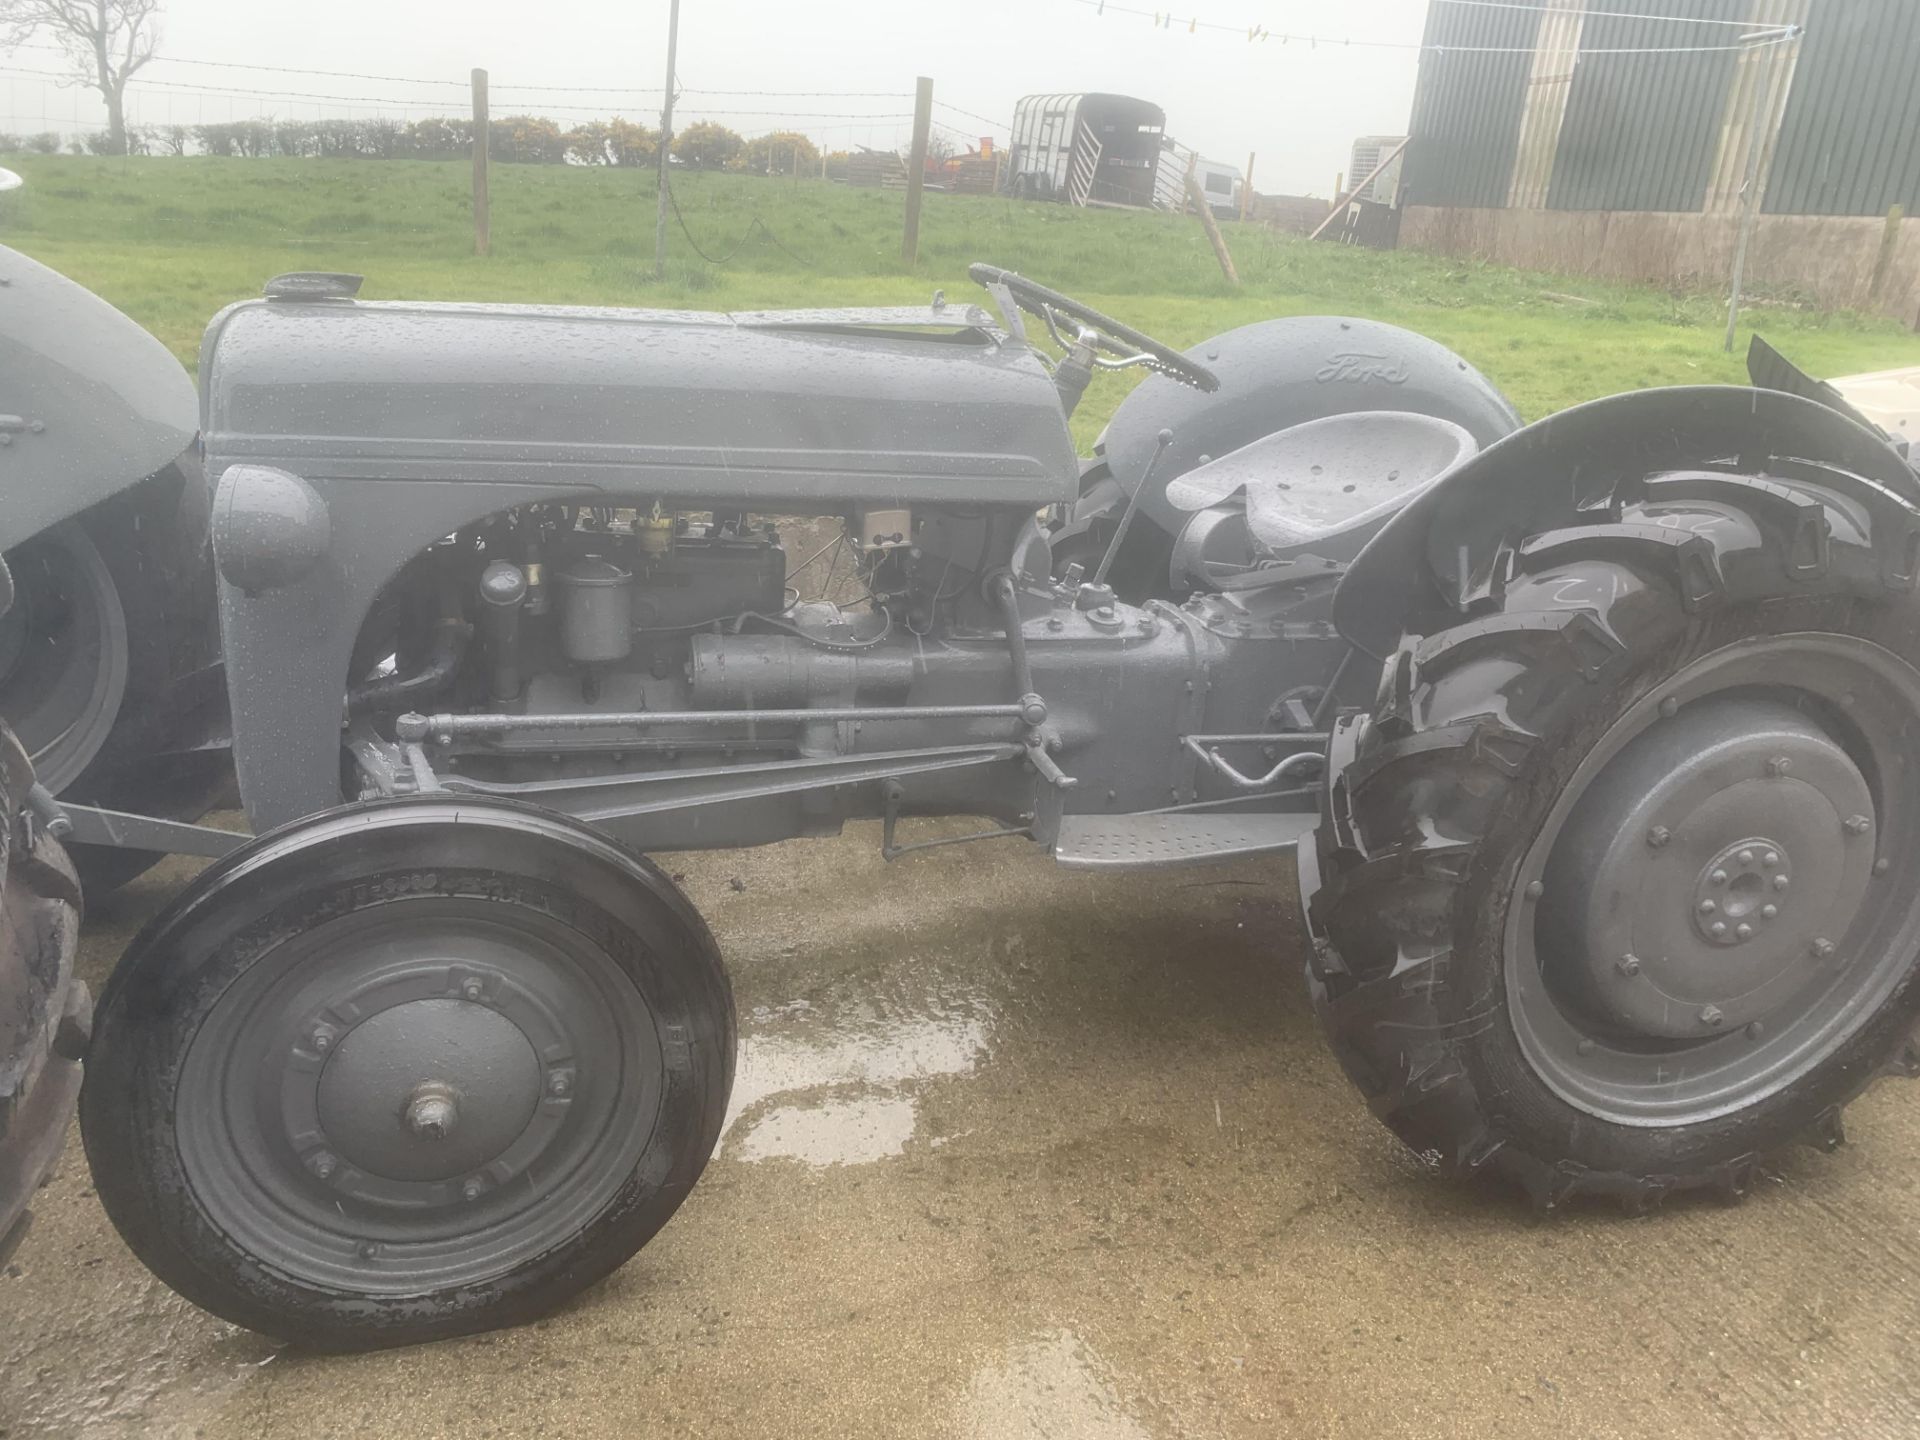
[1317,351,1410,385]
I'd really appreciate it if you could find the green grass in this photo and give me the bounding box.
[4,154,1918,445]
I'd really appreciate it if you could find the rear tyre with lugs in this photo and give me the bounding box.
[82,797,735,1349]
[1305,457,1920,1212]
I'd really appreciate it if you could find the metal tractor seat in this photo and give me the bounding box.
[1166,410,1480,559]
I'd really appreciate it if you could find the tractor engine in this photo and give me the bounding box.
[360,505,795,740]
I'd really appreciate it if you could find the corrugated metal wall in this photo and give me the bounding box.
[1402,5,1540,208]
[1402,0,1915,219]
[1763,0,1920,215]
[1545,0,1747,212]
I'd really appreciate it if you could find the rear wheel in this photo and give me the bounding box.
[0,462,228,892]
[82,798,735,1349]
[1305,457,1920,1210]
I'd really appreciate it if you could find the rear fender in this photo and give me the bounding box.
[1331,385,1920,659]
[1096,316,1522,536]
[0,245,197,544]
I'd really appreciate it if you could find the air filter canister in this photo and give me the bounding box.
[558,554,633,663]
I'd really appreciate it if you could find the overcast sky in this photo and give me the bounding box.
[0,0,1434,195]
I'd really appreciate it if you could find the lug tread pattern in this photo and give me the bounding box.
[1303,456,1920,1211]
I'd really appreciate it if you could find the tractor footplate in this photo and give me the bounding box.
[1052,813,1313,870]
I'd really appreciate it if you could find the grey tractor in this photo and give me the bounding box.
[17,255,1920,1351]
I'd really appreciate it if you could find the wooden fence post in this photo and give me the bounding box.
[1184,153,1239,286]
[902,76,933,265]
[1869,204,1904,306]
[471,68,490,257]
[1241,151,1256,222]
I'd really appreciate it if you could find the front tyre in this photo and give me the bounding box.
[81,798,735,1349]
[1305,458,1920,1211]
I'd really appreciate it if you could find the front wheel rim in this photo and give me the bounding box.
[1506,633,1920,1128]
[175,897,663,1296]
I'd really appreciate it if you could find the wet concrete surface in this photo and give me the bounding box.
[6,824,1920,1438]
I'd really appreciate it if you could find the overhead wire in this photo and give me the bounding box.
[1064,0,1799,54]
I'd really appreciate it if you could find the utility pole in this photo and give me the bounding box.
[901,76,933,265]
[471,68,490,257]
[1723,33,1780,353]
[653,0,683,281]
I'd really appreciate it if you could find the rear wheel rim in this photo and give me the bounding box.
[1506,633,1920,1128]
[0,523,128,793]
[175,896,663,1295]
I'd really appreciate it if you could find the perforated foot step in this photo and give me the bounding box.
[1052,813,1313,871]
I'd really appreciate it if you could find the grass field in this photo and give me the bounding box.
[5,154,1920,443]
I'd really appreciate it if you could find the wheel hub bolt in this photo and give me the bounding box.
[310,1151,337,1181]
[1737,849,1755,866]
[406,1083,459,1141]
[1647,826,1672,849]
[1710,869,1729,887]
[1616,953,1642,977]
[1845,815,1872,836]
[1735,923,1754,940]
[1701,1005,1725,1027]
[1710,921,1729,938]
[1875,859,1891,875]
[1698,899,1718,915]
[1766,756,1792,778]
[549,1071,572,1097]
[1746,1021,1764,1040]
[1761,904,1778,921]
[462,1177,485,1202]
[1773,875,1790,892]
[311,1028,333,1053]
[1659,697,1680,719]
[1525,881,1544,901]
[1762,851,1780,868]
[462,978,485,1001]
[1812,938,1836,959]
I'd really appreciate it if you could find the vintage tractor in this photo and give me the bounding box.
[0,226,226,890]
[61,264,1920,1350]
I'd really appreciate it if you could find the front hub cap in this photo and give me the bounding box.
[316,999,541,1184]
[1547,697,1874,1040]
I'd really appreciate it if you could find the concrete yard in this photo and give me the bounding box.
[5,825,1919,1438]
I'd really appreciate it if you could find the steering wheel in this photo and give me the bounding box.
[969,263,1219,393]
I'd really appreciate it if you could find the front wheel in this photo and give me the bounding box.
[81,798,735,1349]
[1305,458,1920,1211]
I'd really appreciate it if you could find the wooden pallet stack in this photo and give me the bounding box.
[846,146,908,189]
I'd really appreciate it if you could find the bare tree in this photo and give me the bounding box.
[1,0,161,156]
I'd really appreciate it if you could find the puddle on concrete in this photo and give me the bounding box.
[957,1330,1154,1440]
[720,992,992,1165]
[735,1093,919,1166]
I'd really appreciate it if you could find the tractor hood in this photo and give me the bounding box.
[200,292,1080,508]
[0,244,198,545]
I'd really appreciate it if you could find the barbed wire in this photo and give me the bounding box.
[933,99,1009,131]
[1,42,920,102]
[0,69,916,121]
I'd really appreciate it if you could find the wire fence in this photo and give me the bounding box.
[0,44,1013,163]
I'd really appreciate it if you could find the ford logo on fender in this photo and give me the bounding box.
[1317,351,1411,384]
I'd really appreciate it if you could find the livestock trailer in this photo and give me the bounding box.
[1006,93,1166,207]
